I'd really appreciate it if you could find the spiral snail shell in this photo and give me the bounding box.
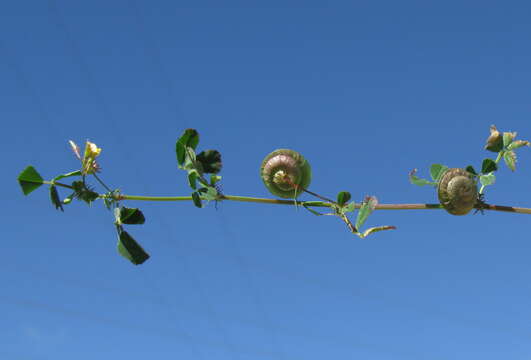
[437,168,478,215]
[260,149,312,199]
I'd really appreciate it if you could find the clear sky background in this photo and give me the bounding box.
[3,1,531,359]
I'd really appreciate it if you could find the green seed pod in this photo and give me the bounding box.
[260,149,312,199]
[437,168,478,215]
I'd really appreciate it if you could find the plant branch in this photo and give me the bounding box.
[108,193,531,214]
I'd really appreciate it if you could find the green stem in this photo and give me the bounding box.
[108,193,531,214]
[44,180,531,215]
[43,180,74,190]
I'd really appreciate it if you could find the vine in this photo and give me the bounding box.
[17,125,530,265]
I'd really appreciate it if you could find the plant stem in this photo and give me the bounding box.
[109,193,531,214]
[43,181,74,190]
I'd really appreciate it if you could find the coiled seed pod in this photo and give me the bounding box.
[437,168,478,215]
[260,149,312,199]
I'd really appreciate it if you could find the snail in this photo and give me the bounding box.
[260,149,312,199]
[437,168,478,215]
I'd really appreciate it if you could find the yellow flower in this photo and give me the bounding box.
[69,140,102,175]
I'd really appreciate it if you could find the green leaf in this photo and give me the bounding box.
[18,166,44,195]
[481,158,498,174]
[342,202,356,213]
[479,173,496,187]
[409,169,436,187]
[49,185,64,211]
[355,196,378,230]
[430,164,448,182]
[188,170,198,190]
[52,170,82,182]
[361,225,396,238]
[465,165,478,176]
[504,151,517,171]
[336,191,351,206]
[176,129,200,166]
[503,132,516,148]
[119,207,145,225]
[210,174,222,186]
[198,186,219,201]
[196,150,222,174]
[117,228,150,265]
[191,191,202,208]
[507,140,530,151]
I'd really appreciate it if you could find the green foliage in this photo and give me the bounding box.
[49,185,63,211]
[409,169,436,187]
[336,191,351,206]
[197,150,222,174]
[116,227,150,265]
[479,173,496,187]
[465,165,478,175]
[481,159,497,174]
[355,196,378,230]
[52,170,82,182]
[117,207,145,225]
[504,151,517,172]
[16,124,531,264]
[430,164,448,182]
[191,191,202,208]
[18,166,44,195]
[176,128,200,167]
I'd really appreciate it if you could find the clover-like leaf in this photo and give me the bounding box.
[49,185,64,212]
[196,150,222,174]
[52,170,82,182]
[176,129,199,167]
[337,191,351,206]
[18,166,44,195]
[504,150,517,171]
[342,202,357,213]
[198,186,219,201]
[355,196,378,230]
[117,228,150,265]
[430,164,448,182]
[481,158,498,174]
[503,131,516,148]
[188,170,199,190]
[465,165,478,176]
[479,173,496,187]
[507,140,530,151]
[409,169,436,187]
[119,207,145,225]
[191,191,202,208]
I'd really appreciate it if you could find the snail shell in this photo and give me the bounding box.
[437,168,478,215]
[260,149,312,199]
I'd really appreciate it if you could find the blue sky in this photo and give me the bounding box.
[3,1,531,359]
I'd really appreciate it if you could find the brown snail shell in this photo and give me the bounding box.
[437,168,478,215]
[260,149,312,199]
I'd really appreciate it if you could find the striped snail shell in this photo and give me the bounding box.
[437,168,478,215]
[260,149,312,199]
